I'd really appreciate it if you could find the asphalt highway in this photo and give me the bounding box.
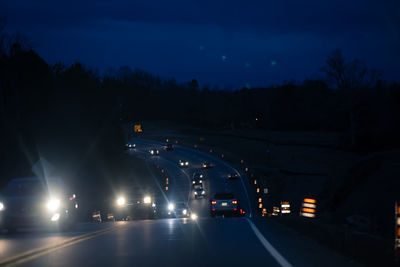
[0,138,361,267]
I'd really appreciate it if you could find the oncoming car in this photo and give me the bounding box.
[125,143,136,149]
[167,202,190,218]
[0,177,78,232]
[194,187,206,199]
[192,172,203,185]
[114,190,157,220]
[179,160,189,168]
[149,148,159,156]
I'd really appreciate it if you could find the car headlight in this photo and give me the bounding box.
[185,162,189,165]
[202,191,205,194]
[168,203,175,211]
[150,150,154,154]
[191,213,198,220]
[143,196,151,204]
[117,196,126,206]
[47,198,60,212]
[199,180,202,183]
[194,191,198,195]
[182,209,187,215]
[0,202,4,211]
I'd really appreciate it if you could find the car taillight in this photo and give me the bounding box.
[211,201,216,205]
[232,200,237,204]
[212,208,215,211]
[234,208,237,211]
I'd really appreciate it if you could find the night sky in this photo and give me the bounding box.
[1,0,399,88]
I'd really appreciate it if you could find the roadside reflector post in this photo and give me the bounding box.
[272,206,280,216]
[240,159,244,164]
[221,154,224,158]
[264,188,268,194]
[259,203,263,209]
[165,186,169,191]
[166,177,169,185]
[281,201,291,215]
[245,167,249,172]
[300,198,317,218]
[256,187,260,193]
[395,201,400,261]
[258,197,262,203]
[262,208,267,217]
[254,179,257,185]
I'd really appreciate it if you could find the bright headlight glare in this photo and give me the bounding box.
[0,202,4,211]
[202,191,205,194]
[51,213,60,221]
[143,196,151,204]
[117,196,126,206]
[183,209,187,215]
[168,203,175,211]
[191,213,198,220]
[47,199,60,212]
[194,192,198,195]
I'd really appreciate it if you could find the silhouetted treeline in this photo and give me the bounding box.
[1,35,399,194]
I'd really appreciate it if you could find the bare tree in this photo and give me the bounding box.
[322,50,380,90]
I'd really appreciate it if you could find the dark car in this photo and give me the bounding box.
[167,202,190,218]
[227,173,239,180]
[163,144,174,151]
[202,162,212,169]
[0,177,78,232]
[191,172,203,186]
[210,192,244,217]
[113,188,157,220]
[149,148,159,156]
[125,143,136,149]
[194,187,206,199]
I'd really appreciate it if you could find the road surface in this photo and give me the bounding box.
[0,138,360,267]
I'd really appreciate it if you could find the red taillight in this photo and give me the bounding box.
[234,208,237,211]
[232,200,237,204]
[212,208,215,211]
[211,201,216,205]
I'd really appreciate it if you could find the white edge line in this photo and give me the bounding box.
[247,218,293,267]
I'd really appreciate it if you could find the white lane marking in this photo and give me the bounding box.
[247,218,293,267]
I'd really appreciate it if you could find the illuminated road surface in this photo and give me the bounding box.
[0,139,360,267]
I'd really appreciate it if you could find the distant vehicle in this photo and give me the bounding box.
[179,160,189,167]
[149,148,159,156]
[210,192,243,217]
[0,177,78,232]
[114,187,157,220]
[163,144,174,151]
[192,172,203,185]
[202,162,212,169]
[125,143,136,149]
[194,187,206,199]
[167,202,190,218]
[227,173,239,180]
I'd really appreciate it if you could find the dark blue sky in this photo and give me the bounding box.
[1,0,399,88]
